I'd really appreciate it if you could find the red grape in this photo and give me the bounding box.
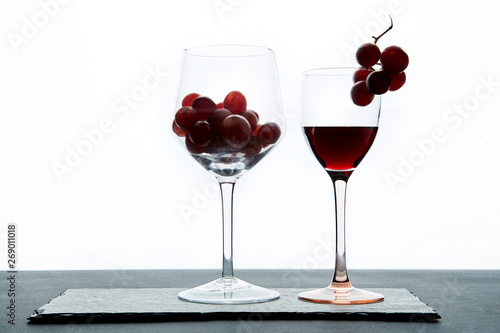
[353,67,374,83]
[207,108,232,133]
[380,46,409,74]
[356,43,381,68]
[247,109,259,121]
[216,102,223,109]
[240,110,259,130]
[175,106,198,130]
[389,71,406,91]
[188,121,212,147]
[192,96,217,121]
[223,91,247,114]
[206,135,229,154]
[242,135,262,157]
[182,93,200,107]
[366,70,391,95]
[220,115,252,148]
[185,135,206,154]
[350,81,374,106]
[172,120,187,137]
[258,122,281,146]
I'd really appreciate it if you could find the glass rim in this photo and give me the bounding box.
[303,67,358,77]
[184,45,274,58]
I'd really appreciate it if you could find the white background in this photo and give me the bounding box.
[0,0,499,271]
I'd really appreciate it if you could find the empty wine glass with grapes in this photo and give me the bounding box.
[172,45,286,304]
[298,67,384,304]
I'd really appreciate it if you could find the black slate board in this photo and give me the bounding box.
[28,288,440,323]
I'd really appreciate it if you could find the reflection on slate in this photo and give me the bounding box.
[28,288,440,323]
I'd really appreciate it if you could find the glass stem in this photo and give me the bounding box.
[220,181,235,278]
[327,171,352,286]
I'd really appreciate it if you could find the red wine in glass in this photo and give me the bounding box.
[299,67,384,304]
[303,126,378,174]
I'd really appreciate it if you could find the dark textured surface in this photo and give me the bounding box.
[1,269,499,332]
[27,287,439,323]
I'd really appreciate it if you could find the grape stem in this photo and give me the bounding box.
[372,16,393,44]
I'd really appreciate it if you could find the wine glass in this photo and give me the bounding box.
[172,45,286,304]
[298,67,384,304]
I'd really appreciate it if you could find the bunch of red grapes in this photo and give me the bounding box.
[350,24,409,107]
[173,91,281,156]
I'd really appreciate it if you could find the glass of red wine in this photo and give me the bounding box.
[173,45,286,304]
[298,67,384,304]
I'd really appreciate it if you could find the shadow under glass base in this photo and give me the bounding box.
[298,282,384,305]
[178,277,280,304]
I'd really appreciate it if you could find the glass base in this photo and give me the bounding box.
[298,282,384,304]
[178,277,280,304]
